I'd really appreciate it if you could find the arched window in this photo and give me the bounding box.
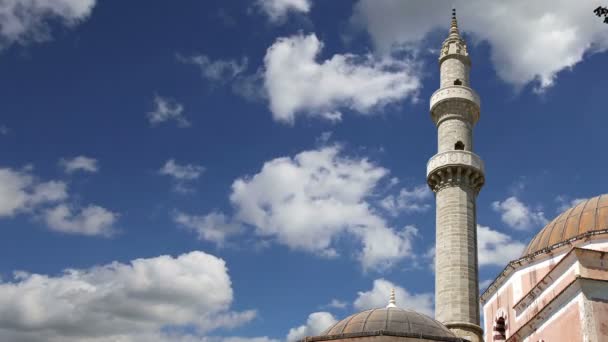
[454,141,465,150]
[493,317,506,341]
[454,79,462,85]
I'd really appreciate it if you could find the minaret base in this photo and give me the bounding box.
[445,322,483,342]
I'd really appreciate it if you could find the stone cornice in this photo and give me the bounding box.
[430,86,480,125]
[426,151,485,193]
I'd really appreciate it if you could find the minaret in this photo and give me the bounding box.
[427,9,484,342]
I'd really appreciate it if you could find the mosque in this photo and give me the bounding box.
[300,10,608,342]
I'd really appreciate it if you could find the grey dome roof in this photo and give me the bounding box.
[305,307,461,342]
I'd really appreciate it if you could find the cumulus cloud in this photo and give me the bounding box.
[159,159,205,193]
[177,54,248,83]
[0,251,257,342]
[228,146,416,270]
[263,33,420,124]
[492,196,548,230]
[0,0,96,49]
[0,166,117,236]
[0,168,67,217]
[353,278,433,317]
[325,299,348,309]
[174,211,243,247]
[286,312,336,342]
[60,156,98,174]
[380,184,432,216]
[255,0,311,23]
[179,54,266,102]
[44,204,117,236]
[160,159,205,180]
[477,224,526,266]
[351,0,608,91]
[147,95,190,128]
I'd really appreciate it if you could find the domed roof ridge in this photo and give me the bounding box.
[316,306,459,341]
[521,194,608,257]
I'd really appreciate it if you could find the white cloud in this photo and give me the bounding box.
[477,224,526,266]
[0,332,277,342]
[0,0,96,49]
[0,166,117,237]
[179,54,266,102]
[353,278,433,317]
[147,95,190,128]
[174,211,243,247]
[0,251,257,342]
[555,195,587,213]
[177,54,248,83]
[44,204,118,236]
[159,159,205,194]
[326,299,348,309]
[256,0,311,23]
[0,168,67,217]
[351,0,608,91]
[492,196,548,230]
[286,312,336,342]
[380,184,432,216]
[263,33,420,124]
[160,160,204,180]
[229,146,416,270]
[60,156,98,174]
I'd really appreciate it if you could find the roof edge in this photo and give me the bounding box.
[301,330,465,342]
[480,229,608,302]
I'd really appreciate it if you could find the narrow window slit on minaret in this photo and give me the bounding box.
[455,141,465,150]
[454,79,462,85]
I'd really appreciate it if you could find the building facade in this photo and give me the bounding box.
[481,195,608,342]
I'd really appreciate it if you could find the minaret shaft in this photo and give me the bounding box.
[427,9,484,342]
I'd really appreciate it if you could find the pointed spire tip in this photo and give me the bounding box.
[386,288,397,308]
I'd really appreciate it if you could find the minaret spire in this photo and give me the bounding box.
[440,8,469,66]
[427,8,483,342]
[449,8,460,37]
[386,288,397,308]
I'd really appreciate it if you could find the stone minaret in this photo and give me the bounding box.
[426,9,484,342]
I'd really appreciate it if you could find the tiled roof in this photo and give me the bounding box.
[309,307,459,341]
[522,194,608,257]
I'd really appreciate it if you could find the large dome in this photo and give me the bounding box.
[306,307,461,342]
[522,194,608,257]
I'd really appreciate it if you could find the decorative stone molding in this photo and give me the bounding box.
[430,86,480,124]
[426,151,485,193]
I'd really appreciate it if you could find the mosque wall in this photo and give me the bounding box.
[482,245,608,341]
[522,293,583,342]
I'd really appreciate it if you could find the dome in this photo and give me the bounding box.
[306,307,460,342]
[522,194,608,257]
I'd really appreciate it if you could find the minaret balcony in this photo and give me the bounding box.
[430,85,480,111]
[426,150,485,193]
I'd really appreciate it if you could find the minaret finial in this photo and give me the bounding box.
[386,288,397,308]
[449,8,460,37]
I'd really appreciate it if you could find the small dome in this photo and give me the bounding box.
[308,307,459,341]
[522,194,608,257]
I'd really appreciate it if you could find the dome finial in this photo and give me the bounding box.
[386,288,397,308]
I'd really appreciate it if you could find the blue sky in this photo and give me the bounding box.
[0,1,606,341]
